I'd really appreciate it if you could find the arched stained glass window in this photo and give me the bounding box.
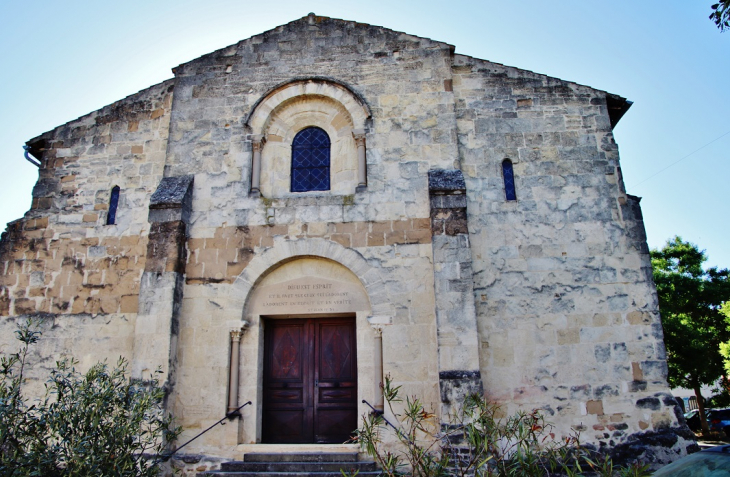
[502,159,517,201]
[106,186,120,225]
[291,127,330,192]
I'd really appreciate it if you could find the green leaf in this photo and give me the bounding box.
[0,320,181,474]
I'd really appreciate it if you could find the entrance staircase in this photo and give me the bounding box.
[198,452,381,477]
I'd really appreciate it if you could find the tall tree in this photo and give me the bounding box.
[651,237,730,435]
[719,303,730,374]
[710,1,730,31]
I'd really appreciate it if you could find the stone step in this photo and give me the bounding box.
[219,461,378,472]
[199,473,382,477]
[196,452,380,477]
[243,453,360,463]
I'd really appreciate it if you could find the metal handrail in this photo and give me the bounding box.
[362,399,417,446]
[156,401,252,463]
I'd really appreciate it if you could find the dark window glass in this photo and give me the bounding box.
[106,186,120,225]
[502,159,517,201]
[291,127,330,192]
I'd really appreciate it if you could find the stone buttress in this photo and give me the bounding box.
[133,175,193,391]
[428,169,483,416]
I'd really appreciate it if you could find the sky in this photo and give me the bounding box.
[1,1,728,268]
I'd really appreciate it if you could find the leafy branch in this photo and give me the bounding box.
[354,375,650,477]
[710,1,730,31]
[0,319,180,476]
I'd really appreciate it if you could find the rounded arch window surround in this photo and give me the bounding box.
[245,80,370,198]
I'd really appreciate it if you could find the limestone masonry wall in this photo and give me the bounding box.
[164,15,455,236]
[453,55,688,457]
[1,80,174,318]
[185,219,430,284]
[0,15,694,467]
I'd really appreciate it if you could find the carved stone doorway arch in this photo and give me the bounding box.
[230,242,390,443]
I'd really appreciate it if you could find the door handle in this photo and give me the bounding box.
[315,380,318,387]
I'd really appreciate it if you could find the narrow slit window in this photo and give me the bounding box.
[291,127,330,192]
[502,159,517,201]
[106,186,120,225]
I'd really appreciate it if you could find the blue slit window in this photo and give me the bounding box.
[502,159,517,201]
[106,186,120,225]
[291,127,330,192]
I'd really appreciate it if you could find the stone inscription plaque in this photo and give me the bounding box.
[250,277,368,315]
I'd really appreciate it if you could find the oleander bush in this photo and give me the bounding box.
[355,376,650,477]
[0,320,179,476]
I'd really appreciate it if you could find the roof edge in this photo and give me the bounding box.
[453,53,633,126]
[173,13,456,72]
[25,78,175,153]
[606,94,633,129]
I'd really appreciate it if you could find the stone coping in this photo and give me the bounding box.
[236,443,360,455]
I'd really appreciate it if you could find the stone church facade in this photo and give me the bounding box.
[1,14,693,467]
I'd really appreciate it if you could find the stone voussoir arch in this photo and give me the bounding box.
[245,78,371,135]
[245,78,372,196]
[229,237,391,317]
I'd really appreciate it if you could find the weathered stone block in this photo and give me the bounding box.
[587,400,604,415]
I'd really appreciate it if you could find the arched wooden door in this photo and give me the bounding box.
[262,317,357,443]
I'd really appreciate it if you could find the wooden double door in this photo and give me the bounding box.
[262,317,358,444]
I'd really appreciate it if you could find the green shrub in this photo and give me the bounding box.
[0,321,179,476]
[356,376,650,477]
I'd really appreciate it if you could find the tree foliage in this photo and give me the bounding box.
[710,1,730,31]
[718,303,730,374]
[0,321,179,476]
[651,237,730,433]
